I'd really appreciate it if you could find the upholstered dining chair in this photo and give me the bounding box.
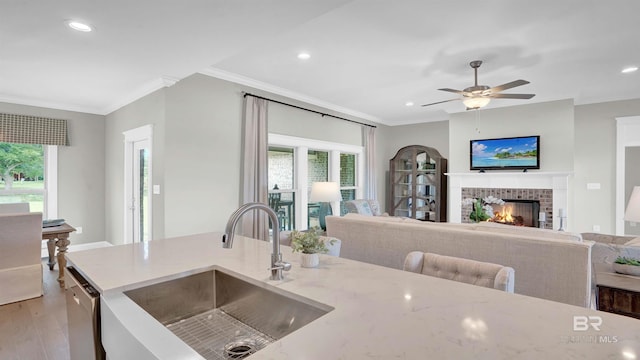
[403,251,515,293]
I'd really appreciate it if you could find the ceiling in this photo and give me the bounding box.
[2,1,639,126]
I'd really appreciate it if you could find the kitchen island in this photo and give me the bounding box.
[66,232,640,359]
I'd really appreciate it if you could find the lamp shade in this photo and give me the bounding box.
[463,96,491,109]
[309,182,342,202]
[624,186,640,222]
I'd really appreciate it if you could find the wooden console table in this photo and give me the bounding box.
[42,223,76,288]
[596,269,640,319]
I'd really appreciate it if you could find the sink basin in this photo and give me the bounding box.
[124,269,332,359]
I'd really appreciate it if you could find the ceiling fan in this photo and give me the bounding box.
[422,60,535,110]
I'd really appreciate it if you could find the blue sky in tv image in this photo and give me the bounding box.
[471,136,539,168]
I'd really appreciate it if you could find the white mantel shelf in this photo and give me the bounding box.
[447,171,573,230]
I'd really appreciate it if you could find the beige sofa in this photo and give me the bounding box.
[0,211,44,305]
[326,214,594,307]
[582,232,640,266]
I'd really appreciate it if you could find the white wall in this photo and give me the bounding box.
[159,74,374,238]
[448,99,575,173]
[574,98,640,234]
[0,102,105,245]
[105,90,166,245]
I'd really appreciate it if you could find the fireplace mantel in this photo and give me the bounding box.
[446,172,573,230]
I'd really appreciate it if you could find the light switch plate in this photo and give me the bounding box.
[153,185,161,194]
[587,183,601,190]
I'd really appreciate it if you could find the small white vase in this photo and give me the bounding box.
[301,253,320,268]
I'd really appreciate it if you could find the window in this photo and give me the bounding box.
[268,134,363,230]
[0,142,57,218]
[268,147,295,231]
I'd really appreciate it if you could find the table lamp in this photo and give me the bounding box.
[624,186,640,223]
[309,182,343,231]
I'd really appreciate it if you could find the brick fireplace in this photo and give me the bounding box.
[461,188,551,229]
[447,172,572,231]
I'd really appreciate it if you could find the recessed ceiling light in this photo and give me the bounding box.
[405,101,414,107]
[297,52,311,60]
[622,66,638,74]
[67,21,93,32]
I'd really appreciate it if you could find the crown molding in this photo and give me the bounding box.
[101,76,180,115]
[199,67,387,125]
[0,93,103,115]
[0,75,181,116]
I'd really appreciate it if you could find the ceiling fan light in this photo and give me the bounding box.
[463,97,491,109]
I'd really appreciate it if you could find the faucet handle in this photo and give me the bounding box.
[271,261,292,272]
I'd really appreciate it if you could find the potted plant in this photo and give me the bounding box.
[613,256,640,276]
[290,227,334,268]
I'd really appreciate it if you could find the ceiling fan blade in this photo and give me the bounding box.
[421,98,459,107]
[488,79,530,93]
[438,88,464,94]
[489,93,536,99]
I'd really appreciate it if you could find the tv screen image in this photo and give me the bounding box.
[470,135,540,170]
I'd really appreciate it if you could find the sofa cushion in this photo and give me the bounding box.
[581,232,635,245]
[473,221,583,242]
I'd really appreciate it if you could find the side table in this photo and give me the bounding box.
[42,223,76,287]
[596,269,640,319]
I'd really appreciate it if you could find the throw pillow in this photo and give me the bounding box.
[367,200,382,216]
[350,201,374,216]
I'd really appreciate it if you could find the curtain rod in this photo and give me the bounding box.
[242,92,376,128]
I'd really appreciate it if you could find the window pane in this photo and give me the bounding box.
[340,153,356,187]
[0,143,45,213]
[268,147,295,231]
[307,150,328,228]
[307,150,328,187]
[268,147,294,190]
[139,148,150,242]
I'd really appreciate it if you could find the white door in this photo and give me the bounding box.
[124,125,153,244]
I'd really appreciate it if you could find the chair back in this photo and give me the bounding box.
[0,202,30,214]
[403,251,515,292]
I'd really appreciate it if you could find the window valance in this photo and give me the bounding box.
[0,113,68,146]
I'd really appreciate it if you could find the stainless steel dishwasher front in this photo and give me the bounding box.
[65,266,105,360]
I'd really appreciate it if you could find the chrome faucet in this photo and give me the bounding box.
[222,202,291,280]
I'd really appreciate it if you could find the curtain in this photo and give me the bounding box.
[363,126,377,200]
[241,96,270,241]
[0,113,68,145]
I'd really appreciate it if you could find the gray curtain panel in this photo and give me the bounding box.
[241,96,270,240]
[363,126,376,200]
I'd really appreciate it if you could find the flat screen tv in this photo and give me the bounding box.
[470,135,540,171]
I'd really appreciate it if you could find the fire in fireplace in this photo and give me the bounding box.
[489,199,540,227]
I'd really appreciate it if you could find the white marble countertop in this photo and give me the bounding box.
[67,232,640,359]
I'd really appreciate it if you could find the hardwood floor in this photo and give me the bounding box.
[0,261,70,360]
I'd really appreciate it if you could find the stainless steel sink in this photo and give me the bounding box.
[124,269,332,359]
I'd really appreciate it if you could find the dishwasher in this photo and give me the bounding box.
[65,266,105,360]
